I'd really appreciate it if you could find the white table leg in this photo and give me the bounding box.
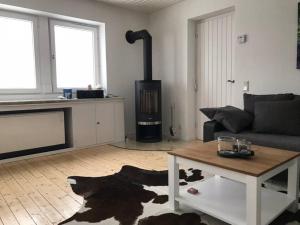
[246,176,261,225]
[168,155,179,211]
[287,158,299,213]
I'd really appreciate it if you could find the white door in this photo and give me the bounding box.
[96,102,115,144]
[196,12,234,140]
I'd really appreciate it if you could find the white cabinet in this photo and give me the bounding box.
[72,100,125,148]
[0,98,125,159]
[72,104,97,148]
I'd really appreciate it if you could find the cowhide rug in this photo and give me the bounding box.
[59,165,300,225]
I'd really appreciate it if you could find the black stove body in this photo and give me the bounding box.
[135,80,162,142]
[126,30,162,142]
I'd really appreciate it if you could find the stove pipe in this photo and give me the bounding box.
[126,30,152,81]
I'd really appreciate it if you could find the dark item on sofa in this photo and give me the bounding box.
[199,107,218,120]
[253,100,300,136]
[200,106,253,134]
[243,93,294,115]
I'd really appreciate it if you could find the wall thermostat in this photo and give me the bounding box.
[238,34,248,44]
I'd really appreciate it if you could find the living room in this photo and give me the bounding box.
[0,0,299,225]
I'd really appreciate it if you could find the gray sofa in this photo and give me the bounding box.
[203,93,300,152]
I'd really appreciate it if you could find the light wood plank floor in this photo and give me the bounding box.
[0,145,168,225]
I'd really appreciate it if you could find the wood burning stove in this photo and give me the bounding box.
[126,30,162,142]
[135,80,162,142]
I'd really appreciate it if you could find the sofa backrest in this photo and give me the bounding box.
[293,95,300,101]
[243,93,294,115]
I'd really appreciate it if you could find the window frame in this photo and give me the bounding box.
[49,19,101,92]
[0,10,41,94]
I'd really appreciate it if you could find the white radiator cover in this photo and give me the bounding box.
[0,111,65,154]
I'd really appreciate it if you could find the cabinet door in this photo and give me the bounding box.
[96,103,115,144]
[114,102,125,142]
[72,104,97,148]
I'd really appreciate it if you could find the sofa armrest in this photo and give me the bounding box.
[203,121,225,142]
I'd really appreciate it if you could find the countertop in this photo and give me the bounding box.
[0,97,124,106]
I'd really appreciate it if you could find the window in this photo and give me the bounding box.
[0,9,104,94]
[50,20,100,90]
[0,11,38,91]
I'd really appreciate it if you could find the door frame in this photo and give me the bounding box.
[186,7,235,140]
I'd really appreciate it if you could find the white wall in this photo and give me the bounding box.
[149,0,300,140]
[0,0,149,135]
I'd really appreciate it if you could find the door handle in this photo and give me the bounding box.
[227,80,235,83]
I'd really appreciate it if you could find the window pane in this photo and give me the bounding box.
[0,16,36,89]
[54,25,95,89]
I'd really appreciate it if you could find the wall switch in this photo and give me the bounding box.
[238,34,248,44]
[243,81,250,92]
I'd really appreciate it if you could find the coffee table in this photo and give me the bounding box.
[168,141,300,225]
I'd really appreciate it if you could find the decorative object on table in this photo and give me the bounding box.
[63,89,72,99]
[187,187,199,195]
[217,136,236,151]
[217,136,254,158]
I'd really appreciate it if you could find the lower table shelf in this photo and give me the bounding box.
[176,176,294,225]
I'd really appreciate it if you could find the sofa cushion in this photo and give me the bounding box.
[212,106,253,133]
[214,131,300,152]
[243,93,294,115]
[293,95,300,101]
[200,106,253,133]
[199,107,218,120]
[253,100,300,136]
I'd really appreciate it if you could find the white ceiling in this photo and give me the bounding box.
[96,0,185,13]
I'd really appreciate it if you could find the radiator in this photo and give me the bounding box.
[0,111,65,154]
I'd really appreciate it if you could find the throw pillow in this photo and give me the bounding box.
[199,107,218,120]
[253,100,300,136]
[213,106,253,133]
[243,93,294,115]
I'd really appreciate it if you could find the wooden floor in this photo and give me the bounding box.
[0,145,168,225]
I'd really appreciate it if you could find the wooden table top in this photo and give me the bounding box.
[169,141,300,177]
